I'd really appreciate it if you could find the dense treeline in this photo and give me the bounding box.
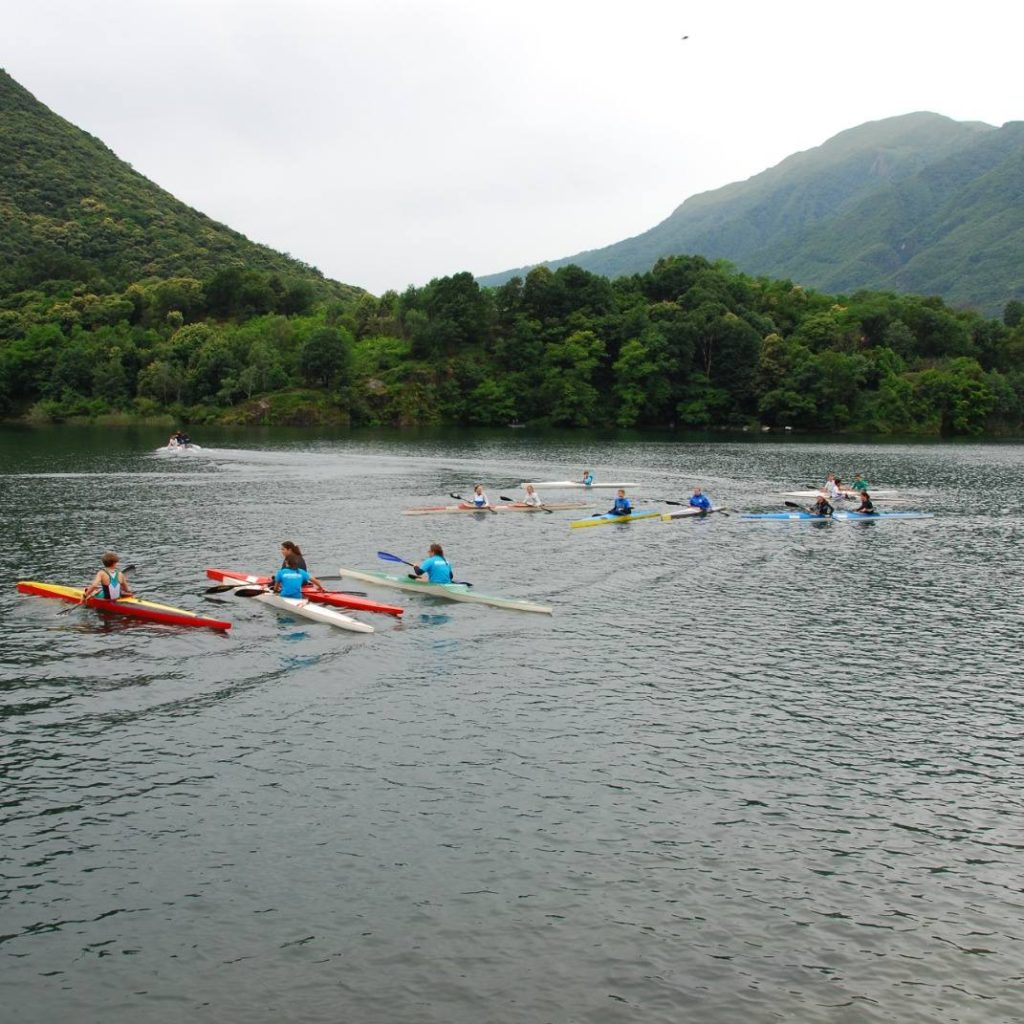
[2,255,1023,434]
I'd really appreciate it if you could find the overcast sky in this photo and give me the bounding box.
[6,0,1023,295]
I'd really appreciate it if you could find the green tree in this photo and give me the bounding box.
[299,326,353,389]
[540,329,605,426]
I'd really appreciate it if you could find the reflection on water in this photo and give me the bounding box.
[1,426,1022,1023]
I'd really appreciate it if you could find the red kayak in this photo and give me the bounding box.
[18,581,232,631]
[206,568,404,617]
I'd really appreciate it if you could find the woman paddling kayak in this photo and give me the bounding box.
[273,553,325,598]
[470,484,495,512]
[522,484,544,507]
[411,543,454,583]
[280,540,308,571]
[82,552,134,604]
[689,487,712,510]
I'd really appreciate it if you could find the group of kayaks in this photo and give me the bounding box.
[15,474,930,634]
[15,561,554,635]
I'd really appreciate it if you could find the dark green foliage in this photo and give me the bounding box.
[2,70,1021,434]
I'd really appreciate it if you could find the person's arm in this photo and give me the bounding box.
[81,570,105,602]
[306,572,324,591]
[120,570,134,597]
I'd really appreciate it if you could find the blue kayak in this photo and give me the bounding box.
[742,511,933,521]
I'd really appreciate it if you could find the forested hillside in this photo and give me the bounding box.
[478,113,1024,317]
[2,72,1023,435]
[0,69,359,300]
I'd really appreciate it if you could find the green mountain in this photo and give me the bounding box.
[478,113,1024,316]
[0,68,360,299]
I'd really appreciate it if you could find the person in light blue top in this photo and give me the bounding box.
[581,469,594,486]
[606,489,632,516]
[412,543,454,584]
[273,553,324,598]
[689,487,712,511]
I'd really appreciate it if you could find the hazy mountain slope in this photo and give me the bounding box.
[478,113,1024,314]
[0,69,360,299]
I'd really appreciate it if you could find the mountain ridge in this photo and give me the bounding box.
[477,113,1023,315]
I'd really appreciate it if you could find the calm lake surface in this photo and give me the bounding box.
[2,425,1022,1024]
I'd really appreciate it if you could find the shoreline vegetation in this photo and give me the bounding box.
[3,257,1024,437]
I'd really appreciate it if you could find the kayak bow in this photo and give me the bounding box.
[252,591,374,633]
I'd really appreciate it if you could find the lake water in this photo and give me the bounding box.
[2,426,1022,1024]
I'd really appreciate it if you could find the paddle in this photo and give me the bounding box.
[377,550,472,587]
[64,564,137,613]
[663,500,730,517]
[449,492,497,514]
[499,494,553,514]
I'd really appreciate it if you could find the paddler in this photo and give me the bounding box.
[810,495,834,517]
[689,487,712,511]
[581,470,594,486]
[522,484,544,507]
[606,489,633,516]
[82,552,134,603]
[272,553,325,598]
[280,540,308,571]
[854,490,876,515]
[851,473,870,492]
[471,484,495,511]
[821,473,841,500]
[411,543,454,583]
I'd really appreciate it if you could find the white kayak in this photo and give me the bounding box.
[403,501,587,515]
[661,506,726,520]
[520,480,639,489]
[783,489,898,498]
[253,591,374,633]
[337,568,553,615]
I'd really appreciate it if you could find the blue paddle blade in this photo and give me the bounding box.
[377,551,407,564]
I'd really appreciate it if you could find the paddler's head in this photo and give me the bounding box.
[284,553,303,569]
[101,551,119,568]
[616,489,625,498]
[429,543,444,557]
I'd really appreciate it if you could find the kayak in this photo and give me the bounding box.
[337,567,553,615]
[17,580,231,630]
[157,443,203,454]
[403,501,587,515]
[520,480,638,489]
[252,591,374,633]
[783,490,899,498]
[570,509,662,529]
[205,568,403,617]
[661,506,724,520]
[742,511,933,521]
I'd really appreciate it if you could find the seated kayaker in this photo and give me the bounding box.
[689,487,712,510]
[821,473,841,499]
[522,484,544,507]
[273,553,324,598]
[855,490,876,515]
[471,484,495,511]
[280,540,308,571]
[811,495,834,517]
[581,470,594,487]
[607,489,633,516]
[82,552,134,603]
[851,473,870,492]
[411,543,454,584]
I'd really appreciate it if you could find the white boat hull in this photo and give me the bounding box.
[254,592,374,633]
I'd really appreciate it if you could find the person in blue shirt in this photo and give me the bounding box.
[606,489,632,516]
[581,470,594,486]
[412,543,454,584]
[273,553,324,598]
[689,487,712,511]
